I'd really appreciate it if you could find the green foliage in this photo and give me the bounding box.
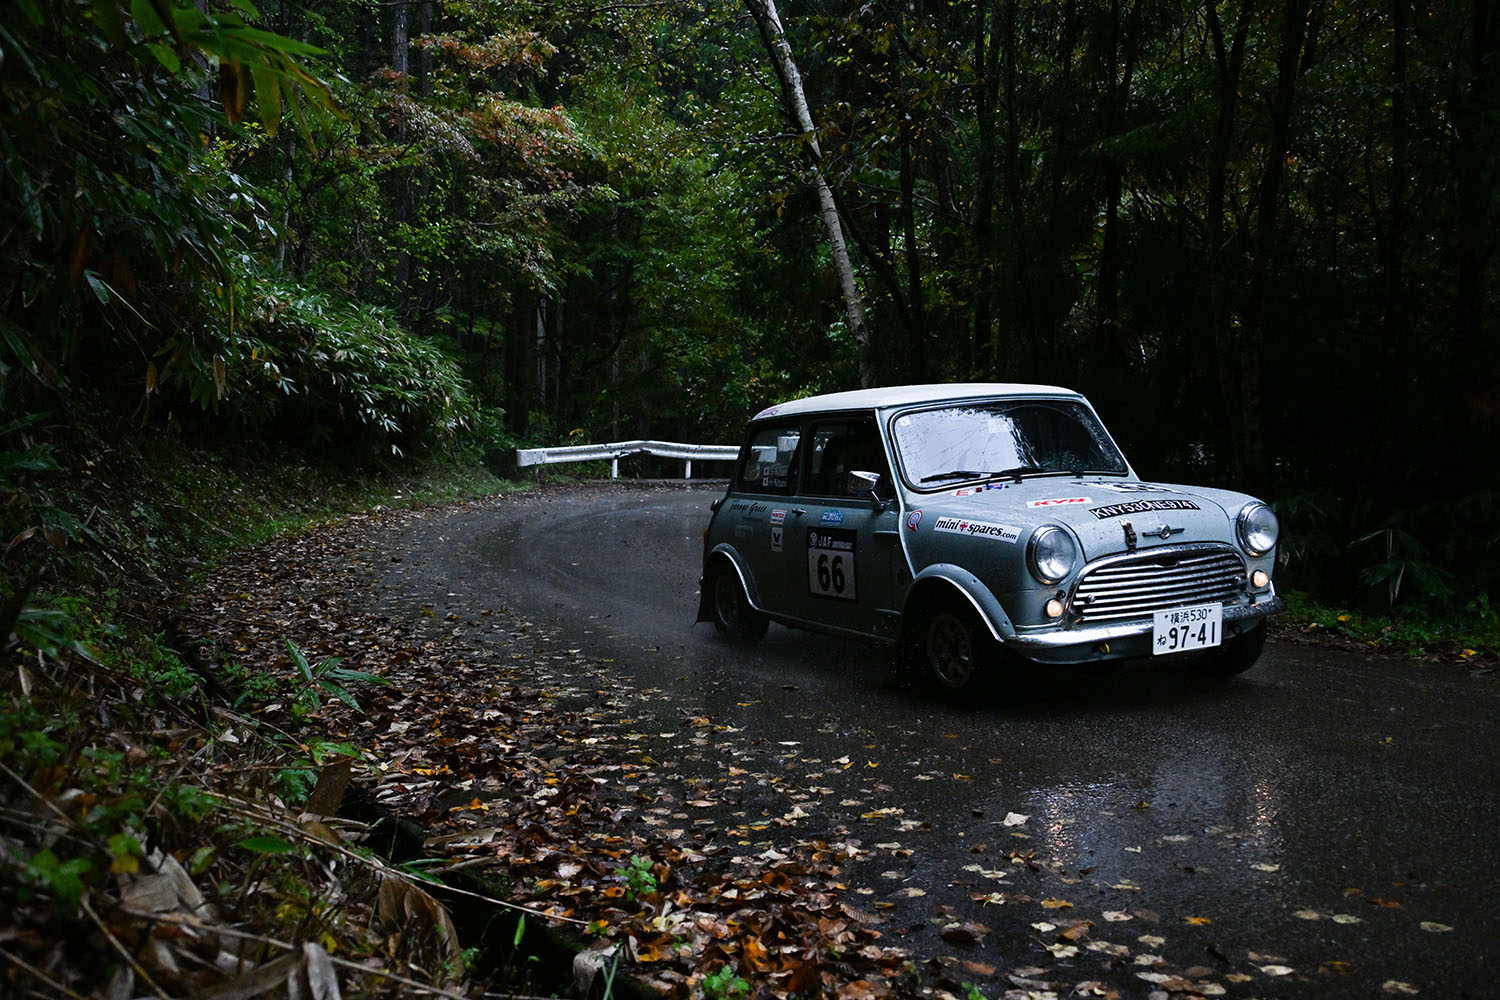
[284,638,389,716]
[701,964,750,999]
[622,853,657,900]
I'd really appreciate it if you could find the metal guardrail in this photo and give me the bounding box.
[515,439,740,479]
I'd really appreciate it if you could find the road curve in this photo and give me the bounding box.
[372,482,1500,998]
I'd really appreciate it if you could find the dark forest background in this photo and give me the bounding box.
[3,0,1498,616]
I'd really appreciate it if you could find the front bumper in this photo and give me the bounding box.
[1004,595,1285,664]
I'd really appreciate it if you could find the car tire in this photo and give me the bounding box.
[708,563,769,643]
[1202,622,1267,677]
[917,604,993,695]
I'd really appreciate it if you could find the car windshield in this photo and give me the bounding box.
[891,400,1127,489]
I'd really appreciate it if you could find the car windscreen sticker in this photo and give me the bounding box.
[1028,497,1091,508]
[953,482,1009,496]
[933,517,1020,543]
[1089,498,1201,519]
[807,528,856,600]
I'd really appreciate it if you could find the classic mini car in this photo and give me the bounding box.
[697,384,1283,692]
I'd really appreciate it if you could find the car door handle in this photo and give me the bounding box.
[792,508,807,517]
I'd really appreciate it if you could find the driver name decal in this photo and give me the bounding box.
[1090,498,1201,520]
[933,517,1020,543]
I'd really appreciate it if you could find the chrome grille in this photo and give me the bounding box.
[1069,545,1246,623]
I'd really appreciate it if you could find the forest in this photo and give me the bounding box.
[4,0,1499,632]
[2,2,1499,997]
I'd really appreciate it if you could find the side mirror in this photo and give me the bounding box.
[847,470,887,509]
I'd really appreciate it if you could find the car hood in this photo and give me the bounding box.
[909,478,1239,562]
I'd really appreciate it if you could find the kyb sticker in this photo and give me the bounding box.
[1090,498,1201,520]
[933,517,1020,543]
[1029,497,1091,508]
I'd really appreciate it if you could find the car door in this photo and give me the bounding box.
[784,416,904,637]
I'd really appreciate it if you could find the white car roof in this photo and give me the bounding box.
[752,382,1082,421]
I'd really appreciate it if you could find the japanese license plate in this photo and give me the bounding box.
[1152,603,1222,655]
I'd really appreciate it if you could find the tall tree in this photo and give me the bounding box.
[744,0,875,388]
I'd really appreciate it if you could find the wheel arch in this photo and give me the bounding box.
[900,565,1016,645]
[697,545,760,623]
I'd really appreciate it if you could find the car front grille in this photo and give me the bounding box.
[1069,544,1247,623]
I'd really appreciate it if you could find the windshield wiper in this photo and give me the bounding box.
[992,465,1048,482]
[919,469,989,483]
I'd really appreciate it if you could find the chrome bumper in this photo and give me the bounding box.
[1004,595,1285,662]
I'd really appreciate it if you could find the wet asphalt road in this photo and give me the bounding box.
[379,483,1500,998]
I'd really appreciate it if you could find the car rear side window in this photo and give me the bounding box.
[736,424,801,496]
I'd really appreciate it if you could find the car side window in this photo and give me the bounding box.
[805,420,891,498]
[736,424,801,496]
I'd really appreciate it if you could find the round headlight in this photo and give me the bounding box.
[1028,526,1078,585]
[1237,502,1280,556]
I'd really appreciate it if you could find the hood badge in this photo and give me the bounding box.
[1143,523,1185,541]
[1122,521,1138,552]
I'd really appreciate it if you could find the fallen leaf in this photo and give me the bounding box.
[1382,982,1420,995]
[1257,965,1295,976]
[1040,898,1073,910]
[1003,812,1030,827]
[1102,911,1132,922]
[1419,922,1453,933]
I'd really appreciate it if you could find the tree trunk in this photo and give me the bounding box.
[900,114,927,380]
[1204,0,1253,477]
[971,0,1001,375]
[744,0,875,388]
[1097,0,1142,364]
[1239,0,1312,491]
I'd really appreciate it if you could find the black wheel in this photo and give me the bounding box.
[916,604,993,694]
[707,563,768,643]
[1202,622,1267,677]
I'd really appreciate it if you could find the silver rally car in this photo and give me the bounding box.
[697,383,1284,693]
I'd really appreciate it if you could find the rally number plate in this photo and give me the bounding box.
[1152,603,1222,655]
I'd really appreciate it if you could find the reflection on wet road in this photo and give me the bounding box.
[380,483,1500,997]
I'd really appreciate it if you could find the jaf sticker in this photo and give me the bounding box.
[807,528,856,600]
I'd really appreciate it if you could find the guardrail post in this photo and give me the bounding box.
[611,457,619,479]
[685,459,692,479]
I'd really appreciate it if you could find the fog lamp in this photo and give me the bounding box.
[1251,570,1270,589]
[1045,598,1065,619]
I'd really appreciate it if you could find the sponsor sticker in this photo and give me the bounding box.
[1082,481,1179,494]
[1089,498,1202,520]
[771,525,784,552]
[807,527,857,600]
[821,510,846,525]
[906,510,923,532]
[1029,497,1091,508]
[770,509,787,525]
[953,482,1010,496]
[933,516,1021,543]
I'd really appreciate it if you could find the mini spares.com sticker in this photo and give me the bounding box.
[933,517,1020,542]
